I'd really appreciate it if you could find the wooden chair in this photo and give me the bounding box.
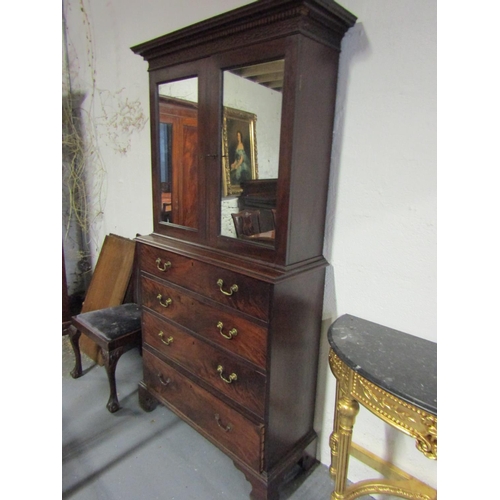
[73,234,137,362]
[231,209,261,238]
[67,234,142,413]
[69,303,141,413]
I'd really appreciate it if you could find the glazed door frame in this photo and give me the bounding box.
[206,37,293,265]
[149,59,209,243]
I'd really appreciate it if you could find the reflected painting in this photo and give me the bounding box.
[222,107,258,196]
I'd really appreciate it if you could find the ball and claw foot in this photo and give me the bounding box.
[107,398,120,413]
[70,366,82,379]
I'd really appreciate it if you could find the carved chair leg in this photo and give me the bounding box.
[68,326,83,379]
[102,347,124,413]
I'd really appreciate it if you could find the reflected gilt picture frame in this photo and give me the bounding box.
[222,107,258,196]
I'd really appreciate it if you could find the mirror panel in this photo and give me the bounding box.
[158,77,198,229]
[220,60,284,247]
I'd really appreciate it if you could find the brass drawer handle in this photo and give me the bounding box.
[156,257,171,272]
[216,321,237,340]
[158,331,173,346]
[216,279,238,296]
[215,413,232,432]
[157,294,172,308]
[217,365,237,384]
[158,373,171,386]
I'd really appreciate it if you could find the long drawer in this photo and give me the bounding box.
[139,243,271,321]
[141,275,268,369]
[143,310,266,417]
[143,349,264,471]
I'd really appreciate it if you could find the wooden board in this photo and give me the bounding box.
[79,234,136,362]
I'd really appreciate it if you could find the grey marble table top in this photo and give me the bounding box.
[328,314,437,415]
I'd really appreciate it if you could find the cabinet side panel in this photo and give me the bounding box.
[287,38,340,264]
[265,266,325,470]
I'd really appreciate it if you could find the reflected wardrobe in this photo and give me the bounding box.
[131,1,356,498]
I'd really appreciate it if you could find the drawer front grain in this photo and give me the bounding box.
[141,276,268,368]
[142,310,266,416]
[139,244,271,321]
[143,349,263,471]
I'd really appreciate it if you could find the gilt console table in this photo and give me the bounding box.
[328,314,437,500]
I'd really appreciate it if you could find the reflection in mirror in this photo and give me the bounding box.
[220,60,284,247]
[158,77,198,229]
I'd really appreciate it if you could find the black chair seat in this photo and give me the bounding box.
[74,303,141,342]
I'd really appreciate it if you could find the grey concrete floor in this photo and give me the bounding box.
[62,336,341,500]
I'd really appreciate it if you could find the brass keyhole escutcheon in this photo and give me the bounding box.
[216,321,238,340]
[157,294,172,308]
[216,279,238,296]
[156,257,172,272]
[158,331,173,346]
[217,365,238,384]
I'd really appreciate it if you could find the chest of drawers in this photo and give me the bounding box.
[137,238,327,498]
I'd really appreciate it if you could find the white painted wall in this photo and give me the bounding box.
[319,0,437,488]
[63,0,436,489]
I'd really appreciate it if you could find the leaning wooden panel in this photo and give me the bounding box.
[79,234,136,362]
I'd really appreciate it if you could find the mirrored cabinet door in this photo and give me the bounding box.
[156,77,199,231]
[219,59,284,248]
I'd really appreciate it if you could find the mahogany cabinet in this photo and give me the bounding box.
[131,1,356,498]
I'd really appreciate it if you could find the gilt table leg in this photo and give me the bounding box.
[329,379,341,480]
[329,348,360,499]
[331,396,359,500]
